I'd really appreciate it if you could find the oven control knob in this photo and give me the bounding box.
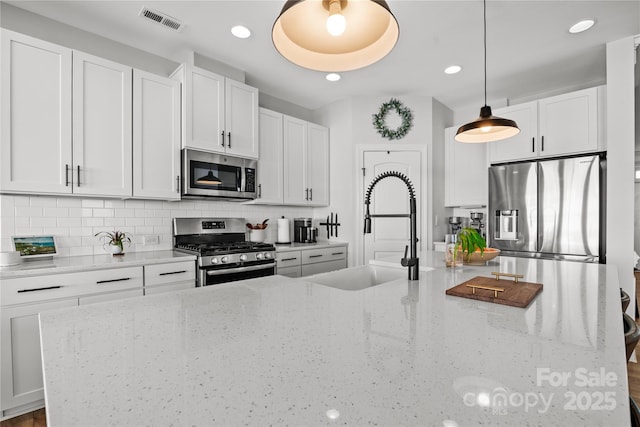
[256,253,264,260]
[210,257,219,264]
[264,252,273,259]
[239,254,248,262]
[221,256,228,263]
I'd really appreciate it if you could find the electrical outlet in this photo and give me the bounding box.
[143,235,160,245]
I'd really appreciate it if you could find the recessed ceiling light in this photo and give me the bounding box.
[569,19,595,34]
[231,25,251,39]
[444,65,462,75]
[326,73,341,82]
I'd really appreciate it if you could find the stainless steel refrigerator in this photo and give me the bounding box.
[488,154,605,262]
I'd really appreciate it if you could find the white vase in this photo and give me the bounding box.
[249,229,266,243]
[110,244,123,255]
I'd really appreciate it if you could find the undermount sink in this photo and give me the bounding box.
[305,265,407,291]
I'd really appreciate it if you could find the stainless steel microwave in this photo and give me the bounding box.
[182,149,257,200]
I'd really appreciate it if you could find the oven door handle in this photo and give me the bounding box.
[205,263,274,276]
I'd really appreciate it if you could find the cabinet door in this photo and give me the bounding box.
[144,281,194,295]
[72,51,132,197]
[181,65,225,152]
[538,87,599,157]
[1,30,72,194]
[133,69,181,200]
[225,79,259,158]
[488,101,538,164]
[306,123,330,206]
[444,126,487,207]
[78,288,142,305]
[255,108,284,204]
[283,115,308,204]
[1,298,77,413]
[301,260,346,276]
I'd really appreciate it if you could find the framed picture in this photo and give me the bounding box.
[12,235,58,258]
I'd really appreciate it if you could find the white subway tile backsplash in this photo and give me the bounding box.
[1,195,312,257]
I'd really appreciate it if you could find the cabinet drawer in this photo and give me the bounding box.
[277,266,302,278]
[301,259,347,277]
[276,251,302,268]
[302,247,347,265]
[144,261,196,287]
[79,288,143,305]
[144,281,194,296]
[1,267,143,306]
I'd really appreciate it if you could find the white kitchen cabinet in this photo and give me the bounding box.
[488,87,603,164]
[0,298,77,416]
[487,101,538,163]
[172,64,258,158]
[444,126,488,207]
[0,267,143,418]
[133,69,181,200]
[276,244,347,278]
[72,51,132,197]
[143,261,196,295]
[283,116,330,206]
[538,87,601,157]
[254,108,284,204]
[0,29,73,195]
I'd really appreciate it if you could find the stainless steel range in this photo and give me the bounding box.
[173,218,276,287]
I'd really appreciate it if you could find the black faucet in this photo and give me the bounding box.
[364,171,419,281]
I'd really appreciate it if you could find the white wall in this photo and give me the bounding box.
[606,36,637,316]
[0,194,312,257]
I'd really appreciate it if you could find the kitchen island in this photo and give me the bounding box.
[39,252,629,426]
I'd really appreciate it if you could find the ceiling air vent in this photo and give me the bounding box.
[139,7,184,32]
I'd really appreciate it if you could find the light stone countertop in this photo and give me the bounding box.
[0,250,196,279]
[39,252,628,426]
[273,241,348,252]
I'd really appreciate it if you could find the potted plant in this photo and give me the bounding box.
[456,228,500,265]
[95,230,132,255]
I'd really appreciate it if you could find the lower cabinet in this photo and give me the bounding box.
[276,245,347,278]
[143,261,196,295]
[0,266,145,418]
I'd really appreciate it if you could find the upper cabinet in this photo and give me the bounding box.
[133,69,181,200]
[444,126,487,207]
[1,30,73,194]
[1,30,133,197]
[72,51,132,197]
[283,116,329,206]
[488,86,604,164]
[172,64,259,158]
[254,108,284,204]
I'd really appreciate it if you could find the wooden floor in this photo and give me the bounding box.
[2,343,640,427]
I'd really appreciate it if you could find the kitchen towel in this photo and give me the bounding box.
[277,217,291,243]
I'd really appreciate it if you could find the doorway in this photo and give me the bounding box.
[359,148,425,265]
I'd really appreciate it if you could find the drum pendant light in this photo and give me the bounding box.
[272,0,399,72]
[455,0,519,143]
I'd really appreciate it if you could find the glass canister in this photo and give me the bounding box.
[445,234,463,267]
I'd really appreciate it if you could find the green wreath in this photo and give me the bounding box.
[372,98,413,140]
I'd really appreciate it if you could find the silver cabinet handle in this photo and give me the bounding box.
[532,137,535,153]
[305,188,309,200]
[17,285,62,293]
[281,257,298,262]
[159,270,187,276]
[331,252,344,256]
[309,254,323,259]
[541,135,545,151]
[228,131,231,148]
[309,188,313,201]
[77,165,81,187]
[96,277,131,284]
[65,164,70,186]
[258,184,262,198]
[221,131,225,147]
[176,176,180,193]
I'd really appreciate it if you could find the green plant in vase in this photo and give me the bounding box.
[456,227,487,263]
[95,230,132,255]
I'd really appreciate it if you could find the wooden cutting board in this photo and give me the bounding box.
[445,272,543,308]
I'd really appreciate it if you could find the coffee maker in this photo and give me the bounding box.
[294,218,318,243]
[469,212,486,239]
[448,216,467,235]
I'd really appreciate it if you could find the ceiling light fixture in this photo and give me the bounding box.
[569,19,595,34]
[455,0,519,143]
[231,25,251,39]
[326,73,341,82]
[444,65,462,75]
[272,0,399,72]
